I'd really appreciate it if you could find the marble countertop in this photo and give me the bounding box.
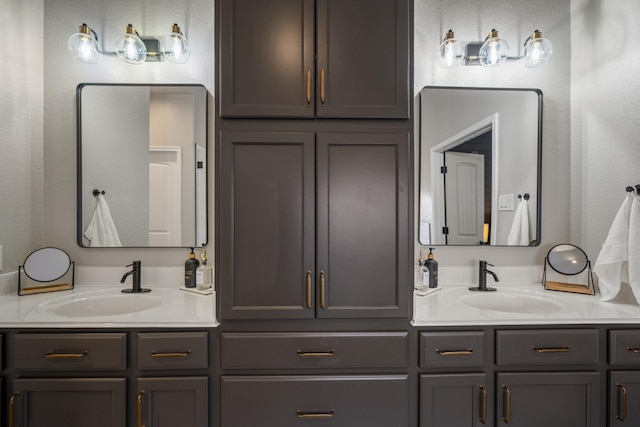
[412,284,640,326]
[0,284,218,328]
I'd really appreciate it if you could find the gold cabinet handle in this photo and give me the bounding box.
[435,348,474,356]
[137,391,145,427]
[320,68,326,106]
[320,271,326,309]
[306,68,312,106]
[150,350,191,358]
[480,385,487,424]
[45,350,88,359]
[616,383,628,421]
[306,271,312,309]
[297,409,335,419]
[531,346,570,353]
[502,385,511,423]
[297,349,336,358]
[626,346,640,353]
[9,392,20,427]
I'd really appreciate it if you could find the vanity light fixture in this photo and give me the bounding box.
[438,28,553,68]
[68,23,191,64]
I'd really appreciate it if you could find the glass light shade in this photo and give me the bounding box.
[523,32,553,68]
[115,25,147,64]
[68,25,99,64]
[161,24,191,64]
[479,30,509,67]
[438,30,463,68]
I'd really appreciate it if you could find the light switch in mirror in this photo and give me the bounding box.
[419,86,542,246]
[77,84,208,248]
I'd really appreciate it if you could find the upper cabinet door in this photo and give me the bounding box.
[218,0,410,119]
[316,0,410,118]
[219,0,315,117]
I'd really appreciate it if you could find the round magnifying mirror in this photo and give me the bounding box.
[547,244,589,276]
[23,247,72,282]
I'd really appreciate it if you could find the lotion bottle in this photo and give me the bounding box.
[184,248,200,288]
[424,247,439,288]
[196,249,213,291]
[415,251,428,292]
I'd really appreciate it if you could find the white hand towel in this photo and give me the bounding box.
[84,194,122,247]
[507,199,530,245]
[594,194,634,301]
[628,195,640,303]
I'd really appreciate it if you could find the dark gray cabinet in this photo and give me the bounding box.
[420,374,490,427]
[221,375,409,427]
[219,131,409,319]
[610,371,640,426]
[10,378,126,427]
[136,377,208,427]
[218,0,409,118]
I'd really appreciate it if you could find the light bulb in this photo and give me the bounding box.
[438,30,463,68]
[523,30,553,68]
[161,23,191,64]
[115,24,147,64]
[479,29,509,67]
[68,24,100,64]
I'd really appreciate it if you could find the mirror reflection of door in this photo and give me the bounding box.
[444,151,485,245]
[148,147,182,246]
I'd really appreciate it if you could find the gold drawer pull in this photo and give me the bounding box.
[616,383,628,421]
[150,350,191,358]
[9,392,20,427]
[480,385,487,424]
[320,68,326,106]
[306,68,312,106]
[45,350,88,359]
[305,271,312,309]
[531,346,570,353]
[502,385,511,423]
[137,391,145,427]
[626,346,640,353]
[436,348,474,356]
[297,409,335,419]
[297,349,335,358]
[320,271,326,309]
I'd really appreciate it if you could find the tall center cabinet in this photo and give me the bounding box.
[215,0,413,426]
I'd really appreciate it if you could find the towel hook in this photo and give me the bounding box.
[92,189,105,197]
[518,193,530,201]
[626,186,635,193]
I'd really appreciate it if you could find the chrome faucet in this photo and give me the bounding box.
[120,261,151,293]
[469,260,499,292]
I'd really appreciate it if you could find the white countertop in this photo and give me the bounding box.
[0,285,218,328]
[412,284,640,326]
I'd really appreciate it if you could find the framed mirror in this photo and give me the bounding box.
[77,84,208,248]
[418,86,542,246]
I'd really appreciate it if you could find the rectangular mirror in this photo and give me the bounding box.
[77,84,208,248]
[419,86,542,246]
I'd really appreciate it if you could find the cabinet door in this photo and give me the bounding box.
[11,378,125,427]
[316,132,410,318]
[221,375,409,427]
[420,374,491,427]
[610,371,640,426]
[316,0,410,118]
[219,0,315,117]
[219,131,315,319]
[137,377,208,427]
[497,372,600,427]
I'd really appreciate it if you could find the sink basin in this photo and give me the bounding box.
[37,290,162,317]
[461,291,562,314]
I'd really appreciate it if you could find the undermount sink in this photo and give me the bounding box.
[460,290,562,314]
[37,290,162,317]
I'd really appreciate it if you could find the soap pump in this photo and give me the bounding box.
[415,251,427,292]
[424,247,438,288]
[184,248,200,288]
[196,249,213,291]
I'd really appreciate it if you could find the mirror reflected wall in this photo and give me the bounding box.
[419,86,542,246]
[77,84,208,248]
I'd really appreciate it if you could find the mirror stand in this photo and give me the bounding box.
[19,263,75,295]
[542,257,595,295]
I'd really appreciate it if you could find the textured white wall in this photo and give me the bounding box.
[414,0,572,267]
[570,0,640,262]
[0,0,44,271]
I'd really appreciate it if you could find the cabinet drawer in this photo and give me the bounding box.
[138,332,208,369]
[221,375,408,427]
[221,332,408,369]
[14,333,127,370]
[496,329,599,366]
[610,330,640,365]
[420,331,485,368]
